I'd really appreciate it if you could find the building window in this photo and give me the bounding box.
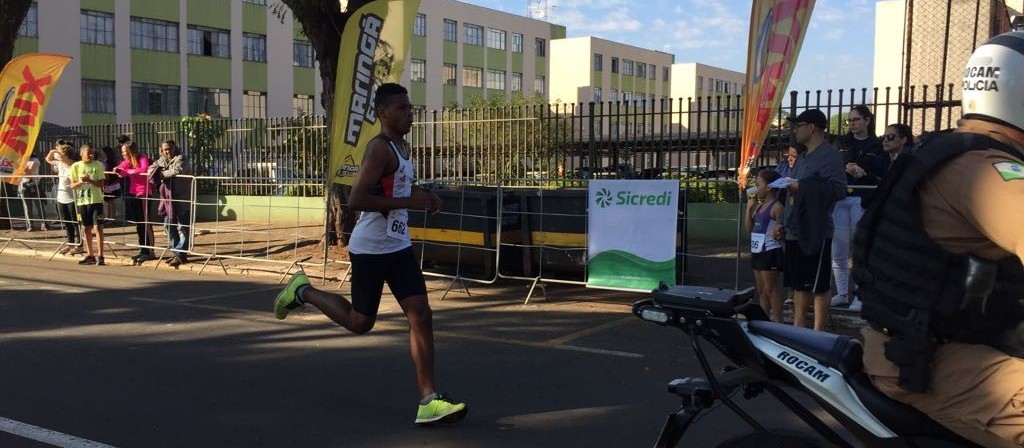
[534,75,545,95]
[293,40,313,67]
[188,25,230,57]
[442,63,457,86]
[511,72,522,92]
[697,76,703,91]
[410,59,425,83]
[443,19,457,42]
[18,3,37,37]
[131,17,179,52]
[188,87,230,117]
[131,83,180,116]
[707,78,714,92]
[724,83,730,94]
[82,80,115,114]
[636,63,646,79]
[664,66,670,81]
[535,38,546,56]
[81,10,114,45]
[486,70,505,90]
[593,87,602,102]
[511,33,523,53]
[622,91,632,102]
[462,66,482,88]
[414,13,426,37]
[622,60,634,76]
[464,24,482,46]
[611,57,619,74]
[593,54,603,71]
[243,33,267,62]
[293,94,314,116]
[243,91,266,119]
[610,88,618,101]
[649,65,657,80]
[486,29,506,50]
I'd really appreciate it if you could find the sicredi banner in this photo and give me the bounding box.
[0,53,72,185]
[329,0,420,186]
[587,180,678,290]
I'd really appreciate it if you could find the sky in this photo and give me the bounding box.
[461,0,880,95]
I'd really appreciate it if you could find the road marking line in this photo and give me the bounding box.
[553,345,644,358]
[543,316,634,346]
[178,286,282,302]
[0,416,118,448]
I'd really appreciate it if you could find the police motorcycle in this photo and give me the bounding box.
[633,283,982,448]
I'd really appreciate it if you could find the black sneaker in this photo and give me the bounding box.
[78,256,97,265]
[96,257,105,266]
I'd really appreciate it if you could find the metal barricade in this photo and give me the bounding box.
[0,173,92,259]
[187,175,339,284]
[409,179,503,299]
[496,179,591,304]
[677,178,745,290]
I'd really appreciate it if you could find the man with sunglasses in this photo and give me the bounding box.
[855,31,1024,447]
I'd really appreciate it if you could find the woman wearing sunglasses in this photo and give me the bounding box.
[881,123,914,165]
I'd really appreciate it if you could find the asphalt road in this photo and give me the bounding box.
[0,253,849,448]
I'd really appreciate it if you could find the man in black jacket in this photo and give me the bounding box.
[776,109,846,330]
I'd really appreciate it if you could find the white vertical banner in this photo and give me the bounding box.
[587,180,678,290]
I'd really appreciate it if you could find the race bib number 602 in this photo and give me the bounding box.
[386,209,409,240]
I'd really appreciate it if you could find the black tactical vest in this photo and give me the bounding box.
[852,132,1024,392]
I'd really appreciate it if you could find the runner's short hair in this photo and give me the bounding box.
[374,83,408,109]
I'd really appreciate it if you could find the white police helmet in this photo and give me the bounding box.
[962,31,1024,131]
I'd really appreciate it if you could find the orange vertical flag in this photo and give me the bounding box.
[738,0,815,188]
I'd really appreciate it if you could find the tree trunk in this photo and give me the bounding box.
[0,0,35,230]
[279,0,373,247]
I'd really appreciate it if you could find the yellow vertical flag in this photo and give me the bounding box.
[0,53,72,185]
[329,0,421,185]
[738,0,815,188]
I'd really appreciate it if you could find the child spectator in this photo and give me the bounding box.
[69,144,107,265]
[746,169,786,322]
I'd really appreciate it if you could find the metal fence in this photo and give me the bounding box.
[28,85,959,196]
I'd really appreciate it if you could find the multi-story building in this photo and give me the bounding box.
[406,0,565,111]
[669,62,745,133]
[12,0,566,126]
[872,0,1020,133]
[13,0,325,126]
[548,36,673,107]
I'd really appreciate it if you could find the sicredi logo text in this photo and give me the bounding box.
[595,189,673,208]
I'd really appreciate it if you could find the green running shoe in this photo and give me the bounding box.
[274,272,309,320]
[415,394,468,424]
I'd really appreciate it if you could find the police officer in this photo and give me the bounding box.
[855,31,1024,447]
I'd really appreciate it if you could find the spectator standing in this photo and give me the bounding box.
[98,145,121,223]
[881,123,914,167]
[68,144,107,265]
[151,140,191,267]
[746,169,786,322]
[45,141,79,254]
[115,140,156,263]
[782,109,847,330]
[17,153,46,231]
[776,142,806,180]
[830,106,886,309]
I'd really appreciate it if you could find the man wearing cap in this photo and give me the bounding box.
[774,109,846,330]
